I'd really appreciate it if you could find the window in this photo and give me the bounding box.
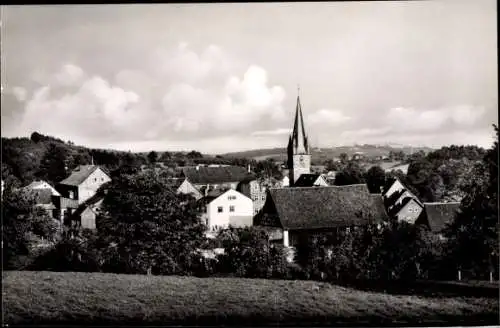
[254,209,259,214]
[217,206,223,213]
[261,195,265,201]
[94,178,97,182]
[228,195,236,200]
[229,205,235,212]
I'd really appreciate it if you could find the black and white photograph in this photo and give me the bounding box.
[1,1,498,326]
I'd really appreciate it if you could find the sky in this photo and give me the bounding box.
[1,1,497,154]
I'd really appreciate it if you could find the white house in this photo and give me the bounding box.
[205,189,253,231]
[58,165,111,204]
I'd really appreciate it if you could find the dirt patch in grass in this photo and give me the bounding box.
[3,271,499,326]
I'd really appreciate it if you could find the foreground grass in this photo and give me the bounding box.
[3,271,499,326]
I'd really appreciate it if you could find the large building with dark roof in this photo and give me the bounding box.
[255,184,389,248]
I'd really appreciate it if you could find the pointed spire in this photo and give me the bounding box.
[290,88,309,154]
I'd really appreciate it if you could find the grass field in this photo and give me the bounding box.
[3,271,499,326]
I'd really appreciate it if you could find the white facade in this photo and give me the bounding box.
[77,168,111,204]
[396,199,424,224]
[206,189,253,230]
[282,176,290,187]
[383,179,405,199]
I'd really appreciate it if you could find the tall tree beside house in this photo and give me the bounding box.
[36,142,69,185]
[445,125,499,279]
[365,166,386,193]
[334,162,366,186]
[96,171,205,275]
[2,187,59,269]
[147,151,158,164]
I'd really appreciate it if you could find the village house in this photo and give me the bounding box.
[237,177,282,215]
[198,188,253,232]
[57,165,111,204]
[254,184,389,255]
[55,165,111,224]
[177,165,254,201]
[25,180,61,197]
[383,178,425,223]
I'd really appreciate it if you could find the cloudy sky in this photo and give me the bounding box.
[1,1,497,154]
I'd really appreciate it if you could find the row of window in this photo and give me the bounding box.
[218,205,235,213]
[252,195,266,201]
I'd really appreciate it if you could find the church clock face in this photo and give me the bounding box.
[299,155,304,165]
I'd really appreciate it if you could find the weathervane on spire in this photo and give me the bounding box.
[297,84,300,96]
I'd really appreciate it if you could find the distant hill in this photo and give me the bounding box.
[221,145,434,162]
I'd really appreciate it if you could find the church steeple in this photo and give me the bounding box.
[290,93,309,155]
[287,87,311,186]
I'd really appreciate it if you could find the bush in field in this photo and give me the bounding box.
[216,227,288,279]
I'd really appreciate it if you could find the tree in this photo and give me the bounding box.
[97,171,206,275]
[334,162,366,186]
[37,142,69,185]
[445,125,499,280]
[365,166,386,193]
[2,188,59,269]
[339,153,349,164]
[147,151,158,164]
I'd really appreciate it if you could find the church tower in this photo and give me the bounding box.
[287,91,311,186]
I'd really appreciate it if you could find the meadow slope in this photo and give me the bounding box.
[3,271,498,326]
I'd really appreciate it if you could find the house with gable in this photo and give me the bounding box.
[198,188,253,232]
[26,180,61,197]
[57,165,111,204]
[56,165,111,224]
[254,184,389,252]
[383,178,424,224]
[177,165,255,200]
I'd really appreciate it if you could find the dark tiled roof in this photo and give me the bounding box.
[294,174,321,187]
[182,166,254,184]
[267,184,385,230]
[422,202,461,232]
[59,165,104,186]
[370,194,390,222]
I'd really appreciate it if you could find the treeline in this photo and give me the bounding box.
[328,143,489,202]
[1,132,282,187]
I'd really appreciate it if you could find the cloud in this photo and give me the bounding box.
[251,128,291,136]
[12,44,288,148]
[12,87,27,102]
[339,105,492,147]
[54,63,85,86]
[308,109,351,126]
